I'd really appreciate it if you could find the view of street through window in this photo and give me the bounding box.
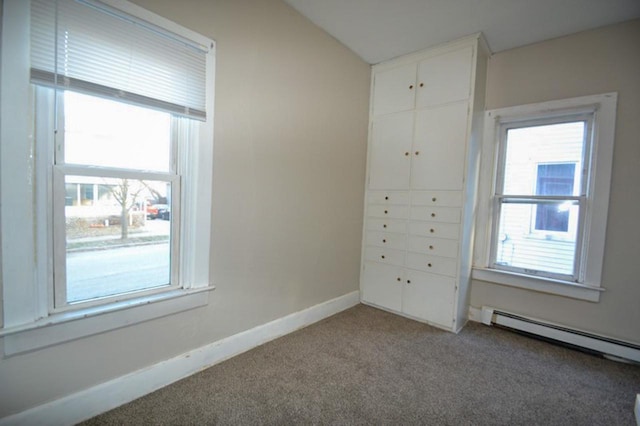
[62,91,174,304]
[66,217,170,303]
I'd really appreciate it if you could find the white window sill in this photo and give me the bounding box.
[471,268,603,302]
[1,286,215,357]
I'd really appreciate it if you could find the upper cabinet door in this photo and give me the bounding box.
[411,102,469,190]
[372,63,417,116]
[416,46,473,109]
[369,112,413,190]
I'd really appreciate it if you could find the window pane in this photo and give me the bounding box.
[63,91,171,172]
[495,202,578,276]
[535,163,575,232]
[501,122,584,196]
[64,175,172,304]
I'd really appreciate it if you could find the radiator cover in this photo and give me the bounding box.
[481,306,640,363]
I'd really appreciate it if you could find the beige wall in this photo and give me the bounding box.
[472,19,640,344]
[0,0,370,417]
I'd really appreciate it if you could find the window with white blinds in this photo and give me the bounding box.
[30,0,211,120]
[0,0,215,350]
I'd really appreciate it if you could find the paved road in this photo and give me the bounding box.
[67,242,170,303]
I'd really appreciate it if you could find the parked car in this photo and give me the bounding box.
[160,208,170,221]
[147,204,170,220]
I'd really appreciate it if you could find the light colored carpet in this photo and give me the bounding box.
[82,304,640,425]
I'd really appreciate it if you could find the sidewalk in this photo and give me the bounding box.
[67,219,170,253]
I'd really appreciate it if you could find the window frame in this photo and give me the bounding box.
[0,0,216,356]
[472,93,617,302]
[490,114,592,282]
[47,89,183,311]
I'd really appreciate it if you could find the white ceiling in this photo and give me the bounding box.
[283,0,640,64]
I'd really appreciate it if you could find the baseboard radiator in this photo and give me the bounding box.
[481,307,640,363]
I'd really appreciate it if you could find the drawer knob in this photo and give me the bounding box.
[419,83,424,87]
[432,197,437,202]
[384,196,389,200]
[381,255,385,259]
[406,280,411,284]
[431,213,436,217]
[384,210,388,214]
[382,239,386,243]
[429,245,434,250]
[428,263,432,268]
[409,84,414,90]
[415,151,420,155]
[397,277,401,282]
[404,152,409,156]
[383,224,387,228]
[430,228,435,233]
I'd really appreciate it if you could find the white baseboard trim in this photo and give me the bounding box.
[0,291,360,426]
[468,306,483,323]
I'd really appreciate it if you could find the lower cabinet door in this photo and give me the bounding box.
[402,270,455,328]
[361,262,403,312]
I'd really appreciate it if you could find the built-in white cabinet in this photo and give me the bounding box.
[371,45,474,116]
[360,35,489,332]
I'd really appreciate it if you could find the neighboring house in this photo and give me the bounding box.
[64,176,168,221]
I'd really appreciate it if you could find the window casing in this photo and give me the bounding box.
[1,0,215,355]
[473,93,617,302]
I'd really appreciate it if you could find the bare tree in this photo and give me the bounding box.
[105,179,147,239]
[145,185,167,204]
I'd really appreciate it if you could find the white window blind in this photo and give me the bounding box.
[30,0,210,120]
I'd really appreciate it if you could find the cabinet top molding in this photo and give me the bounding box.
[372,32,491,72]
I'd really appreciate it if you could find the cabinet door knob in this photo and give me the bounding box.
[428,263,432,268]
[419,83,424,87]
[383,224,387,228]
[409,84,414,90]
[384,210,388,214]
[432,197,437,202]
[415,151,420,155]
[397,277,401,282]
[404,152,410,156]
[381,255,385,259]
[384,196,389,200]
[429,245,434,250]
[406,280,411,284]
[430,228,435,233]
[431,213,436,217]
[382,239,386,243]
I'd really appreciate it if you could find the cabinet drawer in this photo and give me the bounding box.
[407,235,458,258]
[366,218,407,234]
[365,231,406,250]
[408,221,459,240]
[405,252,457,277]
[410,206,460,223]
[364,246,405,266]
[411,191,462,207]
[368,204,410,219]
[368,191,410,205]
